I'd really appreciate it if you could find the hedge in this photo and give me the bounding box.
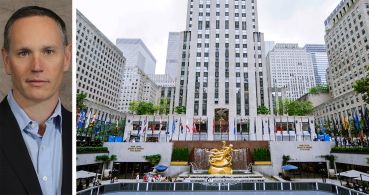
[331,147,369,154]
[77,146,109,153]
[252,148,271,161]
[171,147,189,162]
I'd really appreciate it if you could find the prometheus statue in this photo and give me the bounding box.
[207,141,236,174]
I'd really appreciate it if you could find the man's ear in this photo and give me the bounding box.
[1,48,12,75]
[63,43,72,72]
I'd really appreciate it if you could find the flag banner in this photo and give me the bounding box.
[192,118,196,133]
[233,117,237,140]
[151,116,156,135]
[353,109,360,130]
[84,110,92,129]
[186,119,190,132]
[261,118,264,135]
[172,116,176,134]
[137,116,142,136]
[179,117,183,134]
[77,109,86,129]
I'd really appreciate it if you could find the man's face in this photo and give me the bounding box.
[2,16,71,104]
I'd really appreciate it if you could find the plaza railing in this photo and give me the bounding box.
[76,181,367,195]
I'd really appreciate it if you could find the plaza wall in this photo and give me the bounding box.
[269,141,335,176]
[77,152,108,166]
[104,142,173,166]
[333,153,369,167]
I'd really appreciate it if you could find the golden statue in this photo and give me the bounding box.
[207,141,236,174]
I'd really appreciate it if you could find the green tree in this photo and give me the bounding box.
[157,98,170,114]
[282,155,290,165]
[309,84,329,94]
[257,105,270,115]
[77,92,87,110]
[353,65,369,104]
[286,100,313,116]
[175,105,186,114]
[128,101,157,115]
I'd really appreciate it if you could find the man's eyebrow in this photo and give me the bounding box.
[15,47,31,52]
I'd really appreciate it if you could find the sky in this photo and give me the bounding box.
[75,0,341,74]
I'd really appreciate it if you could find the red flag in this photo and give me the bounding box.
[185,119,190,132]
[151,116,156,135]
[192,118,197,133]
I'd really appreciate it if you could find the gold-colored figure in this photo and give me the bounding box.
[207,141,237,174]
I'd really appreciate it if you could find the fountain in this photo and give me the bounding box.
[178,141,265,183]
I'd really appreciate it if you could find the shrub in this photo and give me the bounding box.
[77,146,108,153]
[171,147,189,162]
[145,154,161,165]
[252,148,271,161]
[331,147,369,154]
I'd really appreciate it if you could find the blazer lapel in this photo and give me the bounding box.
[0,98,42,194]
[61,106,72,194]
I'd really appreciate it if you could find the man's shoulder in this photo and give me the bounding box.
[0,97,11,116]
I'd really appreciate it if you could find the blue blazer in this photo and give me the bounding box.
[0,97,72,195]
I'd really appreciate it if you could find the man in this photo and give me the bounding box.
[0,6,71,195]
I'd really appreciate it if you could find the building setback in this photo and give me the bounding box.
[315,0,369,127]
[165,32,183,80]
[304,44,329,86]
[267,43,316,101]
[76,10,125,122]
[116,39,156,75]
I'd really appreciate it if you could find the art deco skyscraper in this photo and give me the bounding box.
[175,0,271,140]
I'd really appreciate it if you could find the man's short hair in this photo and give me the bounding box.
[3,6,68,51]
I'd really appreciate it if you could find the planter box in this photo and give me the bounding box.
[254,161,272,165]
[170,161,188,166]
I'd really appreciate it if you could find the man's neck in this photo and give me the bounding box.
[12,91,59,124]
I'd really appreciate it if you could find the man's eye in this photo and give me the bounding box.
[18,51,29,57]
[44,49,55,55]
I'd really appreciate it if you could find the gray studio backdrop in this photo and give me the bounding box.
[0,0,72,111]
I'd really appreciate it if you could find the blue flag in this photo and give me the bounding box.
[172,116,176,134]
[233,118,237,139]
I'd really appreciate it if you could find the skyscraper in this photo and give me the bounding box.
[175,0,272,140]
[315,0,369,125]
[267,43,316,100]
[76,10,125,122]
[304,44,329,86]
[165,32,183,80]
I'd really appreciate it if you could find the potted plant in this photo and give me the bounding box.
[171,147,189,166]
[253,148,272,165]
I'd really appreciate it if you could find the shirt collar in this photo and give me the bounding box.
[7,90,62,132]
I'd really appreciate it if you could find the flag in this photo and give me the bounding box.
[84,110,92,129]
[172,116,176,134]
[77,109,86,129]
[137,116,142,136]
[342,112,348,130]
[165,115,169,135]
[293,117,297,134]
[151,116,156,135]
[353,109,360,130]
[206,117,209,132]
[89,111,96,128]
[233,118,237,140]
[286,116,289,134]
[179,118,183,133]
[143,116,148,134]
[268,118,271,135]
[254,117,256,134]
[261,118,264,135]
[191,118,197,133]
[240,118,243,135]
[365,107,369,133]
[186,119,190,132]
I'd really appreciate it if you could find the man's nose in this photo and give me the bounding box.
[31,54,43,72]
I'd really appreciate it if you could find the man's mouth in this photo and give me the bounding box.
[26,79,49,87]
